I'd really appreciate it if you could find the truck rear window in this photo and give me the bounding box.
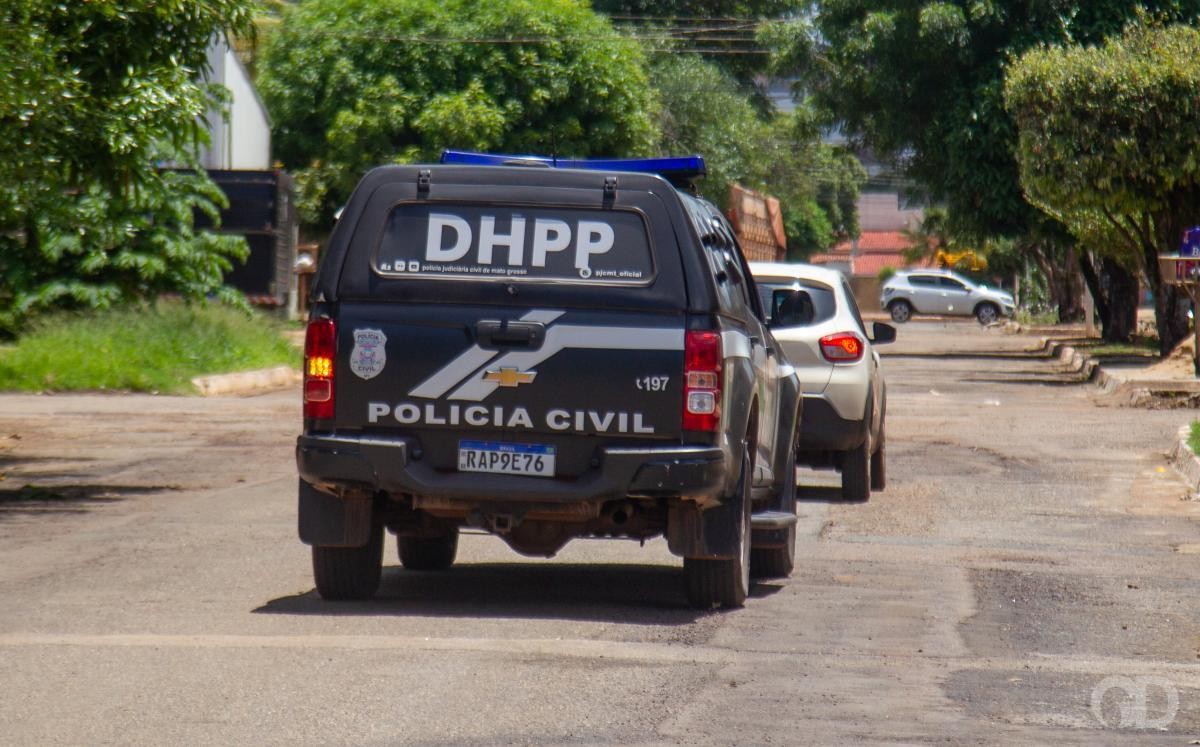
[374,203,655,284]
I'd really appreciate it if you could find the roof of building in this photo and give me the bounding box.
[852,252,931,277]
[807,230,933,277]
[835,230,911,253]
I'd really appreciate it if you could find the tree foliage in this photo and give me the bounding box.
[797,0,1200,241]
[259,0,660,227]
[651,53,863,256]
[1006,21,1200,351]
[0,0,254,336]
[594,0,801,84]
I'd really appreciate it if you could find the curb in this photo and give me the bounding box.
[191,365,300,397]
[1170,425,1200,494]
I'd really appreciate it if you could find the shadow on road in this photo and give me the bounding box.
[0,483,175,517]
[255,562,723,625]
[795,484,866,506]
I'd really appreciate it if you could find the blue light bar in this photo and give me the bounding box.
[439,150,706,184]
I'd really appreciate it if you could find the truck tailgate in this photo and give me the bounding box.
[334,302,686,478]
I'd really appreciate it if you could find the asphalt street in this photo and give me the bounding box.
[1,321,1199,744]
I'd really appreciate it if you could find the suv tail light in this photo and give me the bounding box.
[304,318,336,419]
[819,332,864,363]
[683,330,722,431]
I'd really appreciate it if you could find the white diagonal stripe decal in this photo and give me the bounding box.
[447,325,684,401]
[408,310,565,399]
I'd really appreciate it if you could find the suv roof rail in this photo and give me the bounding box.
[439,150,706,188]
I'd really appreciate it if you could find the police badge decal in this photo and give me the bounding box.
[349,329,387,380]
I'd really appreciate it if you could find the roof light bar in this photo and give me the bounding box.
[440,150,706,184]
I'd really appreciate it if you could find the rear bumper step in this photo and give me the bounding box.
[750,510,798,529]
[297,434,726,504]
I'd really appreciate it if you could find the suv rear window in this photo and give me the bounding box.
[373,203,655,284]
[755,281,837,326]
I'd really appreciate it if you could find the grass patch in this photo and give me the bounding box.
[1190,421,1200,455]
[0,301,298,393]
[1086,337,1159,358]
[1014,309,1059,326]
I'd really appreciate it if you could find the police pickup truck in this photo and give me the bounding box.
[296,152,804,609]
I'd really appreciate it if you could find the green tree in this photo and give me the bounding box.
[769,1,1200,333]
[594,1,803,86]
[1006,22,1200,354]
[651,53,862,256]
[259,0,660,228]
[0,0,254,336]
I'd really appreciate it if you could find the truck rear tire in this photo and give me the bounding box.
[398,530,459,571]
[684,451,752,609]
[312,522,384,600]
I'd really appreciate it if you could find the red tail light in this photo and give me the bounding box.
[304,318,336,419]
[683,330,722,431]
[820,332,864,362]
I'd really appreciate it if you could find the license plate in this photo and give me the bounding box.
[458,440,556,477]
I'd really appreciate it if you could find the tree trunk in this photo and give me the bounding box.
[1032,244,1084,322]
[1142,232,1191,355]
[1078,253,1137,342]
[1155,285,1190,355]
[1101,257,1138,342]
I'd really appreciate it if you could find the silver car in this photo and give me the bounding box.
[881,269,1015,324]
[751,262,893,501]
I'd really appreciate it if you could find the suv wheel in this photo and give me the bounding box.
[398,529,459,571]
[889,300,913,323]
[684,451,752,609]
[975,303,999,325]
[312,522,384,600]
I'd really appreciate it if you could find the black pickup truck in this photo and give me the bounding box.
[296,153,804,608]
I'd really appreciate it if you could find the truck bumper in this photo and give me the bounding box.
[296,434,726,504]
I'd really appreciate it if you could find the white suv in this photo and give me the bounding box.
[751,262,893,502]
[881,270,1014,324]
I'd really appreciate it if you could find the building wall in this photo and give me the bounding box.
[857,191,923,233]
[199,38,271,171]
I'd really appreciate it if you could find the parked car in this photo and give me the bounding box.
[881,269,1014,324]
[750,262,893,501]
[296,153,804,609]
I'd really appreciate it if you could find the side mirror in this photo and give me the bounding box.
[770,289,814,328]
[870,322,897,345]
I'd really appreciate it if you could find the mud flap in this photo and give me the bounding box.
[666,495,745,560]
[298,479,373,547]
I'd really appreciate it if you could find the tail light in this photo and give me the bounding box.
[683,330,722,431]
[304,318,336,419]
[820,332,864,363]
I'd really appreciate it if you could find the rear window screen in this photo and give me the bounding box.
[756,281,837,326]
[375,203,654,284]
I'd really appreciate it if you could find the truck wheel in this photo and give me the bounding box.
[870,425,886,492]
[684,451,752,609]
[841,440,871,502]
[312,522,384,601]
[398,529,459,571]
[751,447,796,579]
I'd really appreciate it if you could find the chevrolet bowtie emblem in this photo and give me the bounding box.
[483,367,537,388]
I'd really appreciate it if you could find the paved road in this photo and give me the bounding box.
[1,321,1199,744]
